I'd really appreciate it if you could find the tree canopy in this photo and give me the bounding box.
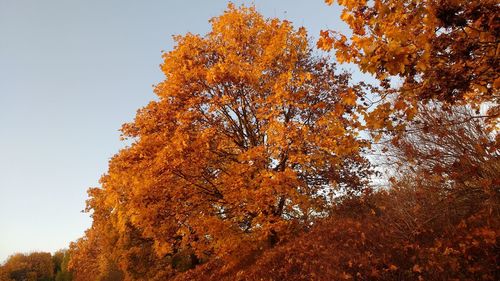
[69,4,373,280]
[0,251,72,281]
[54,2,500,280]
[319,0,499,136]
[320,0,499,105]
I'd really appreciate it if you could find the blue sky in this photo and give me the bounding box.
[0,0,355,262]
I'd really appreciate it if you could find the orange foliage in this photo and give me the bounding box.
[173,106,499,281]
[69,4,372,280]
[320,0,499,135]
[106,3,371,258]
[67,3,499,280]
[321,0,499,106]
[0,252,54,281]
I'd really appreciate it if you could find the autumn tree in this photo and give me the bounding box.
[371,105,499,280]
[71,4,373,278]
[319,0,499,131]
[53,251,72,281]
[385,104,499,192]
[69,187,173,281]
[0,252,54,281]
[175,105,499,281]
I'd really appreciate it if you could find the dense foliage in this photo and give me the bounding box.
[320,0,499,135]
[68,5,374,280]
[174,106,499,281]
[7,1,498,280]
[0,251,72,281]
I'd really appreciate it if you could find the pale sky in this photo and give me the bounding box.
[0,0,357,262]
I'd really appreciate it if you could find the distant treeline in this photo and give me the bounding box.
[0,251,72,281]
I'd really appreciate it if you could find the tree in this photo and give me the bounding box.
[0,252,54,281]
[53,251,72,281]
[174,105,499,281]
[319,0,499,130]
[71,4,373,278]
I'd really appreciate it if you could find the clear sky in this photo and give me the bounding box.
[0,0,355,262]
